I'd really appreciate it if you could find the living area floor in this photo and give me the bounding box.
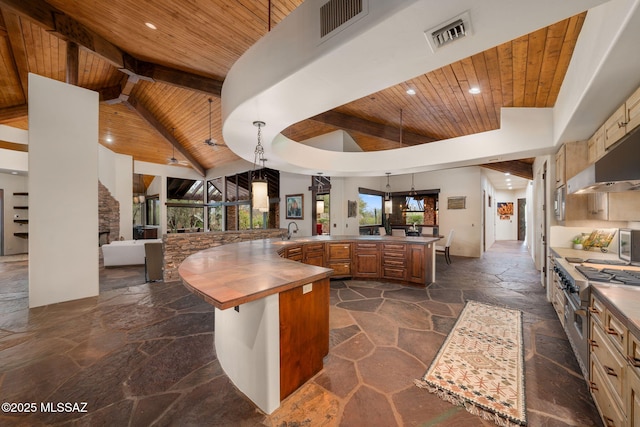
[0,241,602,426]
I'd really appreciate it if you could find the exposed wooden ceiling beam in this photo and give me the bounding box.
[310,111,437,146]
[66,41,79,85]
[0,104,27,123]
[0,0,223,96]
[481,160,533,180]
[123,94,206,176]
[0,139,28,152]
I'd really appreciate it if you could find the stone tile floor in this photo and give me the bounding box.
[0,241,602,426]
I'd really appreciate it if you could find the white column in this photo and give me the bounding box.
[28,73,99,307]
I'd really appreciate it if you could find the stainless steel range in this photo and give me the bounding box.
[553,258,589,379]
[553,256,640,381]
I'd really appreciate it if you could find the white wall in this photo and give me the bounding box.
[28,74,99,308]
[99,145,133,240]
[494,189,527,241]
[0,173,29,255]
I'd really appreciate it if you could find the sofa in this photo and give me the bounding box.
[101,239,162,267]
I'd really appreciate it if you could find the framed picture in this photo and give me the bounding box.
[347,200,357,218]
[497,202,514,216]
[286,194,304,219]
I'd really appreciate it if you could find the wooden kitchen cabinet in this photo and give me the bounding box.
[285,245,303,262]
[354,242,380,278]
[626,85,640,134]
[588,125,606,164]
[326,242,352,278]
[628,369,640,427]
[407,244,426,284]
[303,243,325,267]
[605,104,628,150]
[382,243,407,280]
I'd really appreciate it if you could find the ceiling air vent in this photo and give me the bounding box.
[425,11,472,52]
[431,19,466,47]
[320,0,363,38]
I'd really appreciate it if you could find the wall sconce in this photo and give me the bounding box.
[384,172,393,214]
[316,199,325,214]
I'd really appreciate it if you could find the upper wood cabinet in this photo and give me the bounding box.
[626,85,640,134]
[605,104,627,150]
[588,125,605,164]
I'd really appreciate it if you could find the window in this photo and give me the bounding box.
[166,177,205,232]
[403,196,425,225]
[359,193,383,226]
[207,168,280,231]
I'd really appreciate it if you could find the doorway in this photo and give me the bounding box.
[0,189,3,256]
[311,175,331,236]
[517,198,526,241]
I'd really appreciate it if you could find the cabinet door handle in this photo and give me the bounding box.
[589,381,598,392]
[618,121,628,128]
[627,355,640,368]
[588,339,598,349]
[604,416,616,427]
[605,327,619,336]
[603,365,618,377]
[588,307,600,314]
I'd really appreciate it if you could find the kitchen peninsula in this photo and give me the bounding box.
[178,234,440,413]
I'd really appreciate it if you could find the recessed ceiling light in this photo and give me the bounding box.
[469,87,481,94]
[504,172,510,176]
[11,171,18,175]
[506,178,511,182]
[406,88,416,95]
[106,136,113,143]
[145,22,157,30]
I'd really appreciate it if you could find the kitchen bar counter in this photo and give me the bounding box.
[177,234,439,414]
[179,234,440,310]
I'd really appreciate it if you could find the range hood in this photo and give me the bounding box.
[567,125,640,194]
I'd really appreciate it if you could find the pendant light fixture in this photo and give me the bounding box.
[409,173,417,197]
[316,172,325,214]
[384,172,393,214]
[251,121,269,212]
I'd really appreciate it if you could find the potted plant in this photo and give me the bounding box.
[572,235,583,250]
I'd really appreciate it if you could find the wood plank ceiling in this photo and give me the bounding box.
[0,0,586,180]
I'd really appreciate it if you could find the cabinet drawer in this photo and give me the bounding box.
[356,242,378,251]
[383,266,406,280]
[591,321,626,403]
[382,243,405,252]
[628,333,640,376]
[327,243,351,260]
[304,243,324,253]
[590,355,626,427]
[590,294,606,326]
[329,261,351,276]
[604,310,627,354]
[383,256,406,267]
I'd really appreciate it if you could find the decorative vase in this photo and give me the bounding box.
[573,243,583,250]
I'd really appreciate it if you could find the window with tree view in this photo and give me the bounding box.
[359,193,383,226]
[166,178,205,232]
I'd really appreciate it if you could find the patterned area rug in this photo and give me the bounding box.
[415,300,526,426]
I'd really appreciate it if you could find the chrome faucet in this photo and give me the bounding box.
[286,221,299,240]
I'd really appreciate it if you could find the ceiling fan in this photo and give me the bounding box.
[204,98,227,148]
[168,128,189,165]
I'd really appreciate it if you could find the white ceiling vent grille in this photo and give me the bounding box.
[425,11,472,52]
[320,0,363,38]
[432,19,466,47]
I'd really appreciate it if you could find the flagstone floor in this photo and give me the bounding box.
[0,241,602,426]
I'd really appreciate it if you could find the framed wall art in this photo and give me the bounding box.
[286,194,304,219]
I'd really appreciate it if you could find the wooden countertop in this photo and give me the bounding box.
[178,235,440,310]
[591,284,640,340]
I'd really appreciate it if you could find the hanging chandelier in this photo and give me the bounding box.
[251,121,269,212]
[316,173,325,214]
